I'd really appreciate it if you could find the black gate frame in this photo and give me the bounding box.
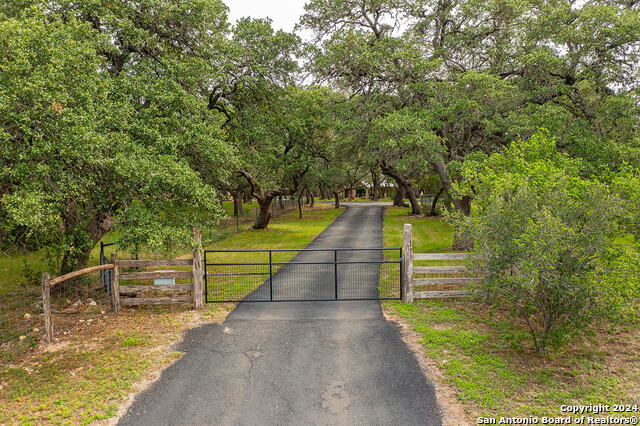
[100,241,115,296]
[204,248,402,303]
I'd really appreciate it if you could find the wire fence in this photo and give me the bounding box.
[0,274,110,363]
[419,193,452,213]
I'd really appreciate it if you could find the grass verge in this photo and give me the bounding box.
[382,207,640,423]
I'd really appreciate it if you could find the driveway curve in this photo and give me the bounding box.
[119,203,442,426]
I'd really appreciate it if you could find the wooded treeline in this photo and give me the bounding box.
[1,0,639,291]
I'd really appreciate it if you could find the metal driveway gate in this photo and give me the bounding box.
[204,248,402,302]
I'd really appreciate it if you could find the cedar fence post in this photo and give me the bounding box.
[192,228,204,309]
[42,273,53,342]
[402,224,414,303]
[110,253,120,312]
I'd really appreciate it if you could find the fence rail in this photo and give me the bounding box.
[49,264,115,286]
[112,229,203,310]
[41,229,205,343]
[401,223,479,302]
[41,263,116,342]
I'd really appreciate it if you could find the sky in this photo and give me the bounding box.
[226,0,308,33]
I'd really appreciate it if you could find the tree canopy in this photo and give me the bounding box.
[1,0,639,295]
[299,0,640,222]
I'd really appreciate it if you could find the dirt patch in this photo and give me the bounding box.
[382,305,472,425]
[0,303,236,425]
[42,340,70,353]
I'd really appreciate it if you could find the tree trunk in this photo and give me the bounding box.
[459,195,472,216]
[381,164,422,214]
[432,159,472,215]
[237,169,307,230]
[429,187,444,216]
[59,211,114,274]
[393,186,404,206]
[432,159,473,247]
[333,191,340,209]
[451,195,474,249]
[371,170,380,200]
[405,187,422,215]
[297,193,303,218]
[253,198,273,229]
[309,191,315,208]
[233,191,243,217]
[278,195,284,210]
[60,245,93,276]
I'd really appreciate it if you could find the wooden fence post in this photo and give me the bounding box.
[402,224,414,303]
[42,273,53,342]
[110,253,121,312]
[192,228,204,309]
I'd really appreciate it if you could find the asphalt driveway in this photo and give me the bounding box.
[119,203,442,426]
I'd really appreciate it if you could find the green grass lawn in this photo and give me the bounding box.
[379,206,457,301]
[1,205,342,360]
[204,206,342,253]
[382,208,640,422]
[383,206,454,252]
[0,205,343,300]
[386,300,640,420]
[0,200,291,298]
[0,250,50,298]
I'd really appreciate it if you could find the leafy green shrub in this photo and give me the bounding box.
[450,131,639,354]
[20,258,41,288]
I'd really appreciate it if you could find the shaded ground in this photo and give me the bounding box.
[119,204,442,425]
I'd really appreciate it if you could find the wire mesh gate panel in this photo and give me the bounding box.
[204,248,402,302]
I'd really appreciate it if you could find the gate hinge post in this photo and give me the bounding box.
[334,250,338,300]
[269,250,273,301]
